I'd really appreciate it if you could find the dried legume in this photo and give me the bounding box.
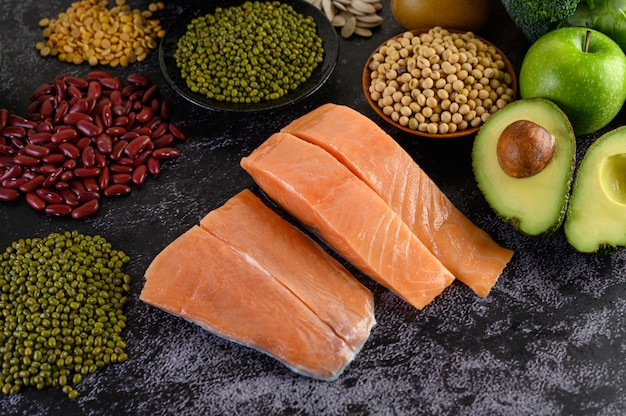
[366,27,515,134]
[174,1,324,103]
[0,71,185,218]
[36,0,165,67]
[0,231,131,398]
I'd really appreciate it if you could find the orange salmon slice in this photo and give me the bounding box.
[141,190,375,380]
[282,103,514,297]
[241,132,456,310]
[199,189,375,352]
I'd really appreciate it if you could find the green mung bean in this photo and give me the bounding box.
[0,231,131,399]
[174,0,324,103]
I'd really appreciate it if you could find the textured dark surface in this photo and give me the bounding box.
[2,1,626,415]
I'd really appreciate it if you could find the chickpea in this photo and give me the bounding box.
[367,27,515,134]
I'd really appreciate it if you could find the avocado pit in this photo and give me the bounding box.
[496,119,555,178]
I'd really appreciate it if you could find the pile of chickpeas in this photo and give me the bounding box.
[366,27,515,135]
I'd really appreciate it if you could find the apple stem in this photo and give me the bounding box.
[584,30,592,53]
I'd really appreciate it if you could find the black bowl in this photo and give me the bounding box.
[159,0,339,113]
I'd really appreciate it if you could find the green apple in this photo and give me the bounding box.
[519,27,626,136]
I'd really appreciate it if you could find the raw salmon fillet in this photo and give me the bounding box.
[282,103,514,297]
[141,190,375,380]
[199,189,375,351]
[241,132,456,310]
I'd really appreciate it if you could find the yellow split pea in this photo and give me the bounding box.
[36,0,166,67]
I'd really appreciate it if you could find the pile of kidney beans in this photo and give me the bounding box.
[0,71,185,219]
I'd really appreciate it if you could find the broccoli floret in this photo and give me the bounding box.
[500,0,583,42]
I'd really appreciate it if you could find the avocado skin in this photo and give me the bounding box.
[565,126,626,253]
[472,98,576,238]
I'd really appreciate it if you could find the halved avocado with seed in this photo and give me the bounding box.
[472,98,576,237]
[565,126,626,253]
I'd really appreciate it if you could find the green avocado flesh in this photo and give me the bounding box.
[565,126,626,253]
[472,98,576,237]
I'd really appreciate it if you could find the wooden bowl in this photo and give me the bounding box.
[362,28,518,139]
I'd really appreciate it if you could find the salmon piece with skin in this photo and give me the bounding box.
[241,132,456,310]
[141,190,376,380]
[199,189,375,352]
[282,103,514,297]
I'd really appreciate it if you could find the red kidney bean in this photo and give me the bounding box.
[94,150,106,169]
[14,155,40,166]
[1,126,27,139]
[133,149,152,166]
[110,89,123,107]
[109,163,133,174]
[59,142,80,159]
[53,100,69,124]
[69,179,85,195]
[30,132,52,145]
[71,199,99,219]
[0,187,20,202]
[76,119,101,137]
[3,177,27,189]
[54,180,69,190]
[76,190,100,203]
[25,191,46,210]
[142,84,159,103]
[147,157,160,175]
[124,135,151,159]
[0,144,15,155]
[42,152,66,165]
[98,165,110,189]
[81,145,96,167]
[45,203,72,216]
[152,122,168,138]
[131,164,147,185]
[67,85,83,99]
[116,157,134,166]
[102,103,113,128]
[100,77,123,90]
[0,109,9,130]
[104,183,131,196]
[113,116,129,127]
[51,128,78,144]
[9,115,37,130]
[87,70,113,80]
[37,120,54,133]
[40,99,55,119]
[30,83,53,100]
[19,175,45,193]
[96,134,113,154]
[82,177,99,192]
[22,170,37,180]
[153,133,175,149]
[24,143,51,157]
[110,140,127,160]
[63,158,77,170]
[42,167,64,188]
[88,81,102,99]
[0,164,21,181]
[69,98,90,114]
[36,188,63,204]
[168,123,186,140]
[74,167,101,178]
[127,73,151,87]
[60,170,73,182]
[60,189,79,206]
[111,173,131,184]
[106,126,126,137]
[152,147,180,160]
[135,106,154,124]
[65,76,89,89]
[63,112,92,126]
[76,137,91,150]
[120,131,138,141]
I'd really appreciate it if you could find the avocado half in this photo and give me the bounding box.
[565,126,626,253]
[472,98,576,237]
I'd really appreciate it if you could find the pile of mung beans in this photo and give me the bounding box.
[366,27,515,135]
[0,71,184,219]
[37,0,166,67]
[0,231,131,399]
[174,1,325,103]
